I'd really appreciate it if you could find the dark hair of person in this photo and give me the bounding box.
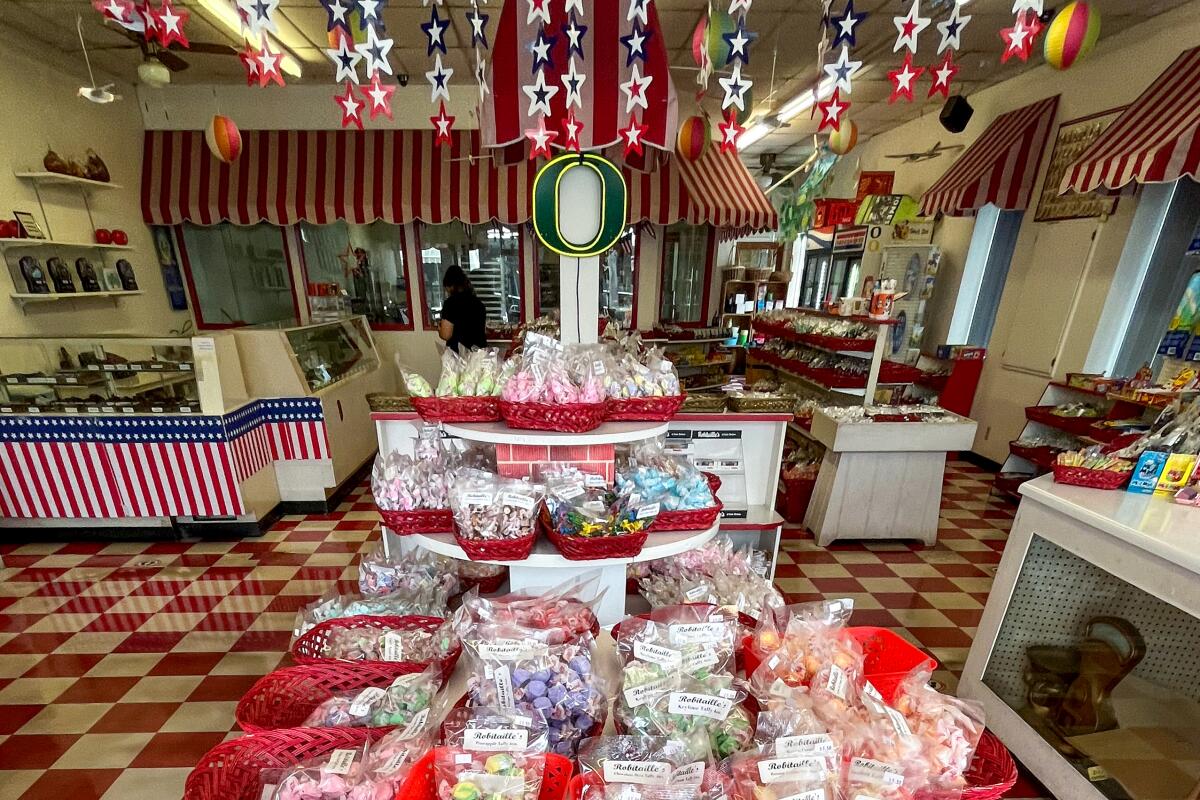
[443,264,473,294]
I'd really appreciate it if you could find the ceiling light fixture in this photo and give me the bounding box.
[738,65,873,152]
[194,0,302,77]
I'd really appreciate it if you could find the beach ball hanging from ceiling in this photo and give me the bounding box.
[677,116,711,161]
[1044,1,1101,70]
[691,16,708,66]
[828,119,858,155]
[205,114,242,163]
[707,10,737,68]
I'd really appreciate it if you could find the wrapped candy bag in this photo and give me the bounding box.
[451,471,543,543]
[294,590,349,639]
[438,706,549,800]
[341,590,454,619]
[303,665,444,728]
[269,743,391,800]
[321,618,456,664]
[371,447,451,512]
[402,368,434,398]
[615,606,740,681]
[617,442,715,512]
[891,668,985,800]
[753,684,841,758]
[436,348,464,397]
[365,725,437,793]
[460,575,603,644]
[748,600,856,698]
[358,542,460,598]
[578,736,708,800]
[617,674,755,760]
[643,348,681,396]
[728,742,840,800]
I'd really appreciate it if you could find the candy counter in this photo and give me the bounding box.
[960,474,1200,800]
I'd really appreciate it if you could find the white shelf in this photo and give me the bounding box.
[809,408,978,453]
[441,420,669,445]
[0,238,133,251]
[15,172,123,190]
[406,523,720,567]
[11,290,143,305]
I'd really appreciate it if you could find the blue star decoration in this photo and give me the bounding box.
[357,0,386,31]
[421,6,448,56]
[829,0,868,48]
[562,14,587,58]
[530,25,557,73]
[319,0,352,33]
[620,20,652,67]
[466,8,489,48]
[721,16,756,66]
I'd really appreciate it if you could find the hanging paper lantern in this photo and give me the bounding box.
[828,119,858,155]
[676,115,711,161]
[706,11,736,68]
[1044,1,1100,70]
[205,114,242,163]
[691,16,708,66]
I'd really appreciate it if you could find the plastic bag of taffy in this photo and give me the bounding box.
[728,742,842,800]
[578,735,730,800]
[459,573,604,644]
[748,601,862,704]
[890,668,986,800]
[838,703,926,800]
[748,600,854,687]
[269,740,415,800]
[752,684,842,764]
[303,664,444,729]
[615,605,741,682]
[638,675,756,760]
[438,706,549,800]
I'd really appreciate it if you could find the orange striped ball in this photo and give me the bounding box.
[676,115,711,161]
[205,114,242,164]
[828,119,858,155]
[1045,2,1101,70]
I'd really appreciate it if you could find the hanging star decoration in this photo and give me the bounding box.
[892,0,930,53]
[564,0,583,14]
[627,0,649,26]
[522,68,558,117]
[431,101,455,145]
[1000,9,1042,63]
[562,14,586,58]
[526,0,550,26]
[366,73,395,119]
[319,0,352,34]
[256,38,285,86]
[530,25,557,72]
[620,63,653,113]
[722,16,756,66]
[326,33,363,83]
[728,0,751,14]
[467,8,489,47]
[927,50,959,97]
[239,43,261,85]
[817,88,849,131]
[828,0,867,48]
[470,0,490,105]
[475,51,490,103]
[357,24,394,77]
[823,45,861,93]
[524,116,559,159]
[425,52,453,102]
[357,0,386,30]
[718,63,752,112]
[137,0,159,40]
[93,0,134,25]
[936,2,970,54]
[152,0,189,48]
[335,82,365,129]
[421,6,449,56]
[237,0,279,36]
[561,58,586,108]
[620,113,650,157]
[561,108,584,152]
[717,110,744,154]
[887,51,924,102]
[620,21,652,67]
[1012,0,1043,14]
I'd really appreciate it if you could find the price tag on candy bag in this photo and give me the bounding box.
[776,734,836,758]
[635,503,660,520]
[381,632,404,662]
[397,708,431,740]
[849,759,904,788]
[757,757,826,783]
[669,622,727,645]
[603,761,672,786]
[634,640,683,668]
[326,749,358,775]
[672,762,705,785]
[463,727,529,751]
[349,687,386,716]
[501,492,535,511]
[825,665,849,701]
[779,791,825,800]
[668,691,733,720]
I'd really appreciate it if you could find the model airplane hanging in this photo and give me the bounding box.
[885,141,964,162]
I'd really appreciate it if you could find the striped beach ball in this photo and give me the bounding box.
[706,10,737,67]
[1044,1,1101,70]
[691,16,708,66]
[205,114,242,164]
[828,119,858,155]
[677,115,711,161]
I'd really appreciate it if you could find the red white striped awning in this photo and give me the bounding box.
[921,95,1060,217]
[1062,46,1200,194]
[142,129,537,227]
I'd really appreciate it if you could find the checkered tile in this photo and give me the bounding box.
[0,462,1042,800]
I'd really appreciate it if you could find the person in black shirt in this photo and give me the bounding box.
[438,264,488,353]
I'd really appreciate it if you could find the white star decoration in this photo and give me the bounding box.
[561,58,586,108]
[626,0,649,26]
[326,36,362,83]
[356,24,393,77]
[936,3,971,54]
[892,0,930,53]
[531,33,552,65]
[521,68,558,116]
[425,52,453,102]
[237,0,279,36]
[564,0,583,13]
[1012,0,1043,14]
[475,52,490,103]
[358,0,381,20]
[526,0,550,26]
[103,0,131,22]
[619,63,653,113]
[718,62,752,112]
[823,45,862,94]
[728,0,751,14]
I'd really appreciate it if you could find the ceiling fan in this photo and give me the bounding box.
[885,141,965,163]
[86,19,240,86]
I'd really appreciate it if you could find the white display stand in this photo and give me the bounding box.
[959,475,1200,800]
[803,408,978,545]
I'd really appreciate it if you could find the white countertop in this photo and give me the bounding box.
[1020,474,1200,575]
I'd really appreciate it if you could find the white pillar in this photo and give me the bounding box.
[559,255,600,344]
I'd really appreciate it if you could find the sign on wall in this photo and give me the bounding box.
[1035,108,1124,222]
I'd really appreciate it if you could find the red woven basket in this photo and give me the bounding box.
[397,749,574,800]
[1052,464,1131,490]
[500,400,607,432]
[184,726,383,800]
[939,730,1018,800]
[236,662,424,733]
[544,525,648,560]
[606,394,686,422]
[454,529,537,561]
[648,472,724,532]
[412,396,500,423]
[379,507,455,535]
[457,570,508,595]
[290,615,460,680]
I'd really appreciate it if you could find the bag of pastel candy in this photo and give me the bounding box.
[614,604,740,681]
[437,706,549,800]
[728,740,840,800]
[889,666,985,800]
[357,541,460,599]
[459,572,604,644]
[615,672,755,761]
[752,683,842,759]
[746,599,857,699]
[617,441,714,511]
[577,736,708,800]
[450,470,542,543]
[436,347,465,397]
[643,347,681,396]
[302,663,444,728]
[268,742,386,800]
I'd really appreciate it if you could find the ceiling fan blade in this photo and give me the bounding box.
[154,48,190,72]
[177,41,239,56]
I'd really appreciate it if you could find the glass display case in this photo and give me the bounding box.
[0,335,206,414]
[236,316,380,397]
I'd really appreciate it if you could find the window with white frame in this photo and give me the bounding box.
[418,222,523,325]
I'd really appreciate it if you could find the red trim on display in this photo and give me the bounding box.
[719,521,784,532]
[279,228,304,325]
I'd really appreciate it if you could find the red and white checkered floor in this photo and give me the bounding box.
[0,460,1043,800]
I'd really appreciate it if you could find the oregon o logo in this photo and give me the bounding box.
[533,153,627,258]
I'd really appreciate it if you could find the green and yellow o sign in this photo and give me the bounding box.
[532,153,627,258]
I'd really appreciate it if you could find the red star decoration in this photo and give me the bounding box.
[817,88,850,132]
[561,109,584,152]
[137,1,159,40]
[152,0,189,48]
[927,50,959,98]
[365,74,395,120]
[717,111,745,154]
[335,82,365,130]
[619,113,650,157]
[888,52,925,103]
[524,116,559,159]
[431,102,456,146]
[239,44,260,86]
[255,38,285,87]
[92,0,134,23]
[1000,10,1043,64]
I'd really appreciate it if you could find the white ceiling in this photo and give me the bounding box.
[1,0,1192,170]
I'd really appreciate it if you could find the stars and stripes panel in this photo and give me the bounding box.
[1061,46,1200,194]
[226,398,330,481]
[0,441,122,518]
[921,95,1060,218]
[102,441,243,517]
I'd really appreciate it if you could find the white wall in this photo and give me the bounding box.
[0,45,190,338]
[826,5,1200,462]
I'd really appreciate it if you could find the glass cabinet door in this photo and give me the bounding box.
[284,319,379,392]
